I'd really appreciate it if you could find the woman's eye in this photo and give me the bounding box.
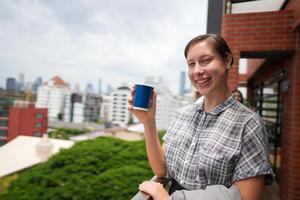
[199,59,212,65]
[188,63,195,68]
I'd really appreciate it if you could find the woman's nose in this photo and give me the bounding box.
[194,63,204,74]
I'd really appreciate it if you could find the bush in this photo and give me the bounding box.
[0,136,158,200]
[48,128,88,140]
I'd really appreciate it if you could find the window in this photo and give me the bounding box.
[0,120,8,127]
[34,122,43,128]
[0,130,7,136]
[0,140,6,146]
[35,113,44,118]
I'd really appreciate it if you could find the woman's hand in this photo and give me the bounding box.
[139,181,169,200]
[128,85,157,125]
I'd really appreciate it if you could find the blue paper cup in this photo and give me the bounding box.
[133,84,154,111]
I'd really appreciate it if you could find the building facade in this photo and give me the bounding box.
[145,76,184,130]
[220,0,300,199]
[83,93,102,122]
[6,78,17,91]
[110,86,130,126]
[36,76,71,121]
[64,93,84,123]
[0,101,47,145]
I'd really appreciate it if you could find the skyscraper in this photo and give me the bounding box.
[18,73,25,91]
[6,78,17,91]
[179,71,186,96]
[32,77,42,93]
[98,79,102,94]
[85,83,94,94]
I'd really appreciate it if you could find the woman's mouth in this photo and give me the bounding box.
[195,77,211,88]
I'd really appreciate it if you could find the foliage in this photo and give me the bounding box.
[0,136,160,200]
[0,174,19,192]
[48,128,88,140]
[57,112,64,121]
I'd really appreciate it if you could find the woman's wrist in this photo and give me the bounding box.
[142,117,156,129]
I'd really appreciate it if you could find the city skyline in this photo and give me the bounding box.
[1,72,192,96]
[0,0,208,94]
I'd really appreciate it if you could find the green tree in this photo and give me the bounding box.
[57,113,64,121]
[0,135,166,200]
[48,128,87,140]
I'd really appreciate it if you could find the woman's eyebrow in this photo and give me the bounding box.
[187,55,213,62]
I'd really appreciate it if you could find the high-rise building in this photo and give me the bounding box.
[98,79,102,94]
[85,83,94,94]
[107,84,113,95]
[32,77,42,93]
[100,95,112,122]
[83,93,102,122]
[179,71,186,96]
[73,83,81,93]
[36,76,71,121]
[64,93,84,123]
[109,86,130,126]
[6,78,17,91]
[17,73,25,91]
[145,76,183,129]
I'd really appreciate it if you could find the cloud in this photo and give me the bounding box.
[0,0,208,94]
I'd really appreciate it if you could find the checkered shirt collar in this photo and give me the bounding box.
[198,95,236,116]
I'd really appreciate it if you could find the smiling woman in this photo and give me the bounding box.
[129,34,274,200]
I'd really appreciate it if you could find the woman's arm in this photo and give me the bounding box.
[128,88,166,177]
[143,119,166,177]
[234,175,265,200]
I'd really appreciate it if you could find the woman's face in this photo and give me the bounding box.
[186,40,229,97]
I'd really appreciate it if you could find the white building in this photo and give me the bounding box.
[109,86,131,127]
[64,93,84,123]
[145,76,184,130]
[100,95,112,122]
[36,76,71,121]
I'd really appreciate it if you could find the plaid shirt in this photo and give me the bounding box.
[163,96,274,190]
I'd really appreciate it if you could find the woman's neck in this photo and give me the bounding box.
[203,89,231,112]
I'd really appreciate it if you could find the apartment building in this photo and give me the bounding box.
[0,99,47,146]
[36,76,71,121]
[110,86,130,126]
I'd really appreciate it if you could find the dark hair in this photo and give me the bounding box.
[232,89,244,103]
[184,34,234,66]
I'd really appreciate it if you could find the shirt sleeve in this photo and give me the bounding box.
[232,114,274,185]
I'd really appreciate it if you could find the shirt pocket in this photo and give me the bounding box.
[198,146,236,187]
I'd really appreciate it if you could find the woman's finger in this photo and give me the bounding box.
[128,96,134,104]
[130,85,135,96]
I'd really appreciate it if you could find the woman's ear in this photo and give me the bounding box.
[226,63,231,70]
[226,53,233,69]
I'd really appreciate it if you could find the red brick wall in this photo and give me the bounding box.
[285,0,300,28]
[280,29,300,200]
[222,10,296,90]
[222,8,300,200]
[7,107,48,141]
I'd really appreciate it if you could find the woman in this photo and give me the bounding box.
[128,34,273,200]
[232,89,244,104]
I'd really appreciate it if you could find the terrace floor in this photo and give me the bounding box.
[263,182,280,200]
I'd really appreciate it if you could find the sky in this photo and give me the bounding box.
[0,0,208,95]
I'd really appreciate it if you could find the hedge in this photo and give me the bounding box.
[0,131,168,200]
